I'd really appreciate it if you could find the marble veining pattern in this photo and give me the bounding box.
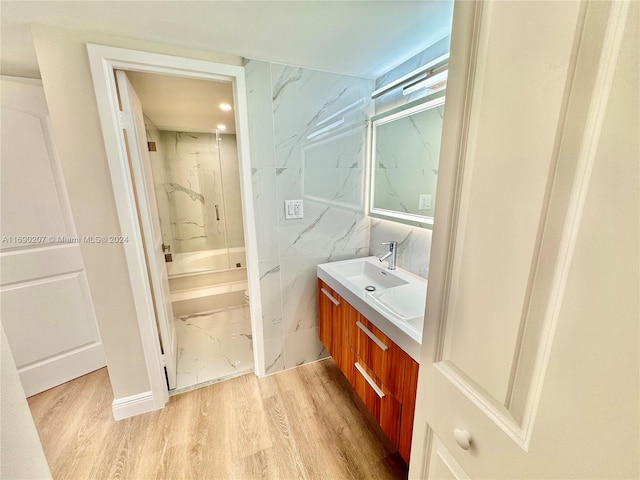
[173,306,254,391]
[369,218,432,279]
[146,126,244,255]
[245,59,374,374]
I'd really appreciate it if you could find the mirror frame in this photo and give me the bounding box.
[368,94,446,228]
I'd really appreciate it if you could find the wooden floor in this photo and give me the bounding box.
[28,358,407,479]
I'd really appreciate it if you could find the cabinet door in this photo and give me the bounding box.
[317,279,349,371]
[317,279,335,353]
[348,309,406,398]
[399,356,419,463]
[350,349,402,447]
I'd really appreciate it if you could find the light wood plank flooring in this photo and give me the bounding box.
[28,358,407,479]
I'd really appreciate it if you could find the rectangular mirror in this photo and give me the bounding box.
[369,95,445,228]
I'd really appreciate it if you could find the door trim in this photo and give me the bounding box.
[87,45,265,416]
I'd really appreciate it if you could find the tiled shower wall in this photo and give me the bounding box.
[245,60,374,374]
[369,36,451,279]
[146,122,245,255]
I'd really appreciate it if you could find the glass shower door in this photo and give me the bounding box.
[154,131,231,272]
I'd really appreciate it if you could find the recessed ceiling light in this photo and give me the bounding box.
[217,124,227,130]
[219,103,232,111]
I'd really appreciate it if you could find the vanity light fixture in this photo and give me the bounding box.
[371,53,449,99]
[219,103,232,111]
[402,69,448,96]
[216,124,227,130]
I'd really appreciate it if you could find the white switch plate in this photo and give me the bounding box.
[418,194,432,211]
[284,199,304,219]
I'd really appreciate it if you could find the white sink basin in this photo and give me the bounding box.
[368,283,427,323]
[329,258,408,291]
[318,256,427,362]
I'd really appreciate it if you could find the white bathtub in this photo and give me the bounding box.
[167,247,246,277]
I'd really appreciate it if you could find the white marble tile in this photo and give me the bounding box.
[284,327,328,369]
[279,253,323,336]
[154,130,245,256]
[258,259,283,340]
[243,59,376,376]
[369,218,432,279]
[271,64,373,169]
[278,206,370,258]
[276,168,370,258]
[219,134,245,248]
[280,249,369,336]
[245,60,277,169]
[174,306,253,390]
[264,336,285,375]
[251,167,280,261]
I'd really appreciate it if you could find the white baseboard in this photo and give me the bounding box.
[19,342,106,397]
[112,390,158,420]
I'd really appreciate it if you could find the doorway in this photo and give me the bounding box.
[88,45,265,416]
[125,71,254,394]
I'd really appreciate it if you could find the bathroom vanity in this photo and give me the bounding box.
[317,257,427,463]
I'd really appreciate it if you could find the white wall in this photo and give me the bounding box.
[0,325,51,479]
[31,25,243,400]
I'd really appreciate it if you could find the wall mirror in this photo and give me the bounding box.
[369,95,445,228]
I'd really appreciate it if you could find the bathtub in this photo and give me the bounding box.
[166,247,248,317]
[166,247,246,277]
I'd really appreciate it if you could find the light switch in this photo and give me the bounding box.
[284,199,304,219]
[418,194,432,211]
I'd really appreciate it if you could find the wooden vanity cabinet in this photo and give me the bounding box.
[348,309,406,399]
[399,355,419,462]
[317,278,418,463]
[346,347,402,446]
[317,281,349,372]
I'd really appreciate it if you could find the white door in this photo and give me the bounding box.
[411,1,638,479]
[115,70,178,390]
[0,76,106,396]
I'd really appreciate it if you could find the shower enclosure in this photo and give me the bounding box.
[149,129,246,277]
[147,125,253,391]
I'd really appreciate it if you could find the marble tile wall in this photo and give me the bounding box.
[369,37,451,279]
[246,59,373,374]
[146,124,245,256]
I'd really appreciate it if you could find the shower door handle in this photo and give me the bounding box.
[215,204,220,221]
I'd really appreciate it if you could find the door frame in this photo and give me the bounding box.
[87,45,265,412]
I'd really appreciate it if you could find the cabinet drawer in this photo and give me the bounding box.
[318,280,335,352]
[348,309,406,399]
[347,348,401,448]
[317,279,349,372]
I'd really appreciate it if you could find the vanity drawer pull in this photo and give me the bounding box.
[356,321,388,351]
[320,287,340,306]
[354,362,385,398]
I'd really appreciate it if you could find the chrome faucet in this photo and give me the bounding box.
[379,241,398,270]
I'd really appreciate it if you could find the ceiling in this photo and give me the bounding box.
[127,71,236,134]
[0,1,454,80]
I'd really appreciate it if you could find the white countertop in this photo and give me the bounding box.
[317,256,426,363]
